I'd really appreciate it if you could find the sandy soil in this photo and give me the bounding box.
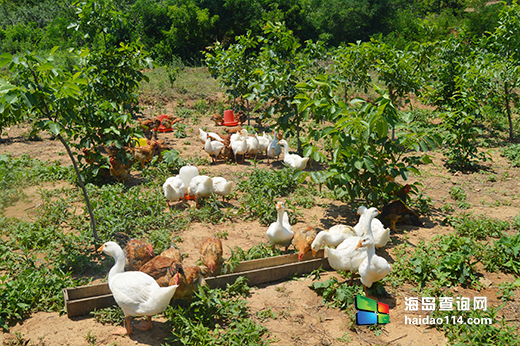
[1,104,519,346]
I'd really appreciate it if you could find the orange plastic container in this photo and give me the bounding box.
[222,110,238,126]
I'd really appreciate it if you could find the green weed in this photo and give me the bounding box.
[432,304,520,346]
[222,243,283,274]
[501,143,520,167]
[164,277,269,345]
[90,307,125,326]
[444,214,510,240]
[449,186,466,201]
[235,166,299,225]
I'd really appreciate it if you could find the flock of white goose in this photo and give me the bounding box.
[266,202,391,297]
[200,127,310,170]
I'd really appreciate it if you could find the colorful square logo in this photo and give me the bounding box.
[355,295,389,325]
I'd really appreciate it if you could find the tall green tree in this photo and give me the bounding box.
[0,0,153,240]
[486,0,520,141]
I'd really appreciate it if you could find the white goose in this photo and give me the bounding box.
[267,130,282,164]
[325,208,380,284]
[211,176,233,202]
[356,235,391,297]
[199,128,224,144]
[246,134,260,159]
[163,175,185,209]
[231,133,248,163]
[277,139,309,171]
[97,241,178,335]
[311,224,356,255]
[266,201,294,252]
[355,206,390,248]
[204,137,225,164]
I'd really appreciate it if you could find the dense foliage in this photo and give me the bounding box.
[0,0,511,63]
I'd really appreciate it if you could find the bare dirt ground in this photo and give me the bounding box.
[1,103,519,346]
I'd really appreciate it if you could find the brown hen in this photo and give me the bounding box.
[380,199,422,231]
[292,227,317,260]
[168,263,206,301]
[160,246,183,264]
[200,236,223,276]
[139,256,175,287]
[114,232,155,271]
[161,115,183,130]
[139,118,160,140]
[210,114,224,126]
[127,141,158,168]
[109,156,132,184]
[235,111,247,125]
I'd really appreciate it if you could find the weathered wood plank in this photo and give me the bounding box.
[64,290,115,318]
[230,249,324,273]
[206,257,330,289]
[65,283,111,300]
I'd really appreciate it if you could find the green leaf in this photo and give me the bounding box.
[48,122,61,136]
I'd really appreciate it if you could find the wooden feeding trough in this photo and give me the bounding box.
[63,249,330,318]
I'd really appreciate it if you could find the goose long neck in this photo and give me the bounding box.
[365,242,376,263]
[108,247,126,283]
[281,142,289,155]
[361,214,374,237]
[276,207,285,223]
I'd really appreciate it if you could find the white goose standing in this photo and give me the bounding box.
[97,241,178,335]
[277,139,309,171]
[266,201,294,252]
[356,235,391,298]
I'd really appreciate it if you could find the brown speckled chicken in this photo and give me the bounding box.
[127,141,158,168]
[292,227,318,260]
[236,111,247,125]
[200,236,223,276]
[380,187,422,232]
[148,139,170,162]
[168,263,206,301]
[160,246,183,264]
[222,125,242,135]
[161,115,183,130]
[109,156,132,183]
[82,148,96,164]
[139,256,175,287]
[210,114,224,126]
[139,118,161,140]
[114,232,155,271]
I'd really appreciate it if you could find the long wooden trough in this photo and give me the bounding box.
[63,249,331,318]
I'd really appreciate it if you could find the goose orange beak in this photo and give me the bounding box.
[97,245,104,253]
[355,240,362,250]
[311,249,317,257]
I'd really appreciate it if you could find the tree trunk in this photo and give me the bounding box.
[247,99,250,126]
[505,82,514,142]
[57,134,98,241]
